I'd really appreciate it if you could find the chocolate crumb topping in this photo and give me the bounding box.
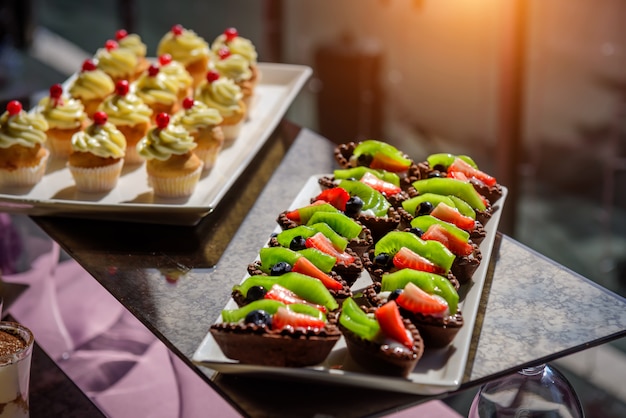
[0,329,26,357]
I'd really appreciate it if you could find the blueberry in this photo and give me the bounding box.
[409,227,424,237]
[246,285,267,302]
[416,201,434,216]
[388,289,403,302]
[356,154,373,166]
[270,261,292,276]
[345,196,364,217]
[374,252,392,268]
[428,170,445,178]
[289,236,307,251]
[244,310,272,327]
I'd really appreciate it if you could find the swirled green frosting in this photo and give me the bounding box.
[157,29,209,65]
[137,122,197,161]
[195,77,243,117]
[211,35,257,65]
[173,100,223,132]
[134,72,179,106]
[99,91,152,126]
[68,68,115,100]
[71,121,126,158]
[160,60,193,91]
[37,95,87,129]
[214,54,252,83]
[0,110,48,149]
[96,47,138,79]
[118,33,147,58]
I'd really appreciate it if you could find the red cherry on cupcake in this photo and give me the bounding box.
[156,112,170,129]
[6,100,22,116]
[224,27,238,42]
[206,70,220,83]
[148,64,160,77]
[49,83,63,99]
[93,111,108,125]
[159,54,172,66]
[105,39,118,51]
[171,24,183,36]
[115,80,130,96]
[115,29,128,40]
[82,59,97,72]
[218,47,231,60]
[182,97,195,110]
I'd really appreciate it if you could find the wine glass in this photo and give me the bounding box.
[468,363,585,417]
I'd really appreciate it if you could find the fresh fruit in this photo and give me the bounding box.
[115,80,130,96]
[244,310,272,326]
[374,231,455,273]
[264,283,327,313]
[206,70,220,83]
[182,96,195,109]
[333,167,400,186]
[396,282,449,316]
[402,193,456,217]
[392,247,446,275]
[224,27,238,42]
[338,179,390,217]
[217,46,231,60]
[272,306,326,331]
[448,157,497,187]
[275,225,317,248]
[359,172,402,196]
[309,222,349,252]
[339,297,380,341]
[297,248,336,273]
[421,224,474,257]
[427,153,478,170]
[259,247,300,273]
[171,24,184,36]
[105,39,118,51]
[285,201,338,224]
[344,196,364,217]
[245,285,267,302]
[6,100,22,116]
[375,301,414,349]
[81,59,97,72]
[380,269,459,314]
[313,187,350,211]
[93,111,108,125]
[410,215,470,243]
[411,177,487,211]
[115,29,128,40]
[159,53,173,66]
[305,232,355,265]
[155,112,170,129]
[291,256,343,291]
[270,261,292,276]
[306,211,362,240]
[352,140,412,173]
[221,299,284,323]
[448,195,476,220]
[430,202,476,231]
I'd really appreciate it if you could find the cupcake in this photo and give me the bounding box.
[95,39,139,84]
[157,54,194,104]
[114,29,151,79]
[213,46,255,110]
[37,83,88,158]
[0,100,49,188]
[67,111,126,193]
[134,64,181,123]
[195,70,246,143]
[210,27,260,88]
[136,112,203,198]
[157,24,210,88]
[99,80,152,165]
[68,59,115,119]
[173,97,224,171]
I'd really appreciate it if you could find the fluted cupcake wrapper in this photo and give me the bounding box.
[148,164,202,198]
[0,149,50,188]
[68,158,124,193]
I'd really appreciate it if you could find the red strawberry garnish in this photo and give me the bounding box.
[392,247,446,275]
[305,232,355,265]
[206,70,220,83]
[171,24,184,36]
[148,64,160,77]
[396,282,449,316]
[448,157,497,187]
[375,301,414,349]
[156,113,170,129]
[105,39,118,51]
[271,307,325,331]
[159,54,173,66]
[115,80,130,96]
[421,224,473,257]
[313,187,350,211]
[93,111,108,125]
[218,46,231,60]
[359,172,402,196]
[264,284,327,313]
[430,203,475,232]
[291,257,343,291]
[82,59,97,72]
[182,97,195,110]
[224,27,238,42]
[115,29,128,40]
[6,100,22,116]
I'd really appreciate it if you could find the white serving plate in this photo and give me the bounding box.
[193,175,507,395]
[0,63,312,225]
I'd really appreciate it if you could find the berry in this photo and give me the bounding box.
[388,289,403,302]
[313,187,350,211]
[115,29,128,40]
[156,113,170,129]
[428,171,445,178]
[6,100,22,115]
[182,97,195,110]
[245,285,267,302]
[159,53,173,66]
[115,80,130,96]
[344,195,364,217]
[93,111,108,125]
[82,59,97,72]
[218,46,231,60]
[356,153,373,166]
[206,70,220,83]
[359,172,402,196]
[430,202,475,231]
[244,310,272,327]
[416,201,434,216]
[291,257,343,291]
[171,24,184,36]
[224,27,238,42]
[270,261,292,276]
[105,39,118,51]
[396,282,449,316]
[409,227,424,237]
[49,83,63,99]
[148,64,159,77]
[392,246,445,274]
[272,307,325,331]
[373,252,392,268]
[289,236,306,251]
[375,301,413,349]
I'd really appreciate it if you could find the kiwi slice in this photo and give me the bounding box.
[298,248,336,273]
[338,179,390,217]
[306,211,362,240]
[275,225,317,248]
[381,269,459,314]
[310,222,349,251]
[334,167,400,186]
[410,215,470,243]
[411,178,486,211]
[221,299,285,322]
[259,247,300,273]
[374,231,455,272]
[297,202,339,224]
[402,193,456,216]
[448,196,476,220]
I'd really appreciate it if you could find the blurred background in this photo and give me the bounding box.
[1,0,625,416]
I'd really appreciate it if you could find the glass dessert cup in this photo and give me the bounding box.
[0,321,34,418]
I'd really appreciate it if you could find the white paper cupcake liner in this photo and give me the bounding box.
[0,149,49,188]
[148,164,202,198]
[68,159,124,193]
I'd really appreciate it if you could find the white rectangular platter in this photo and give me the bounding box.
[193,175,507,395]
[0,63,311,225]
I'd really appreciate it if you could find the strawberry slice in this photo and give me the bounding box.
[447,171,468,181]
[421,224,473,257]
[264,283,327,313]
[392,247,446,275]
[359,172,402,196]
[370,152,411,173]
[291,256,343,291]
[396,282,449,316]
[374,301,414,349]
[272,307,326,331]
[448,157,496,187]
[305,232,355,265]
[313,187,350,211]
[284,200,329,223]
[430,202,475,232]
